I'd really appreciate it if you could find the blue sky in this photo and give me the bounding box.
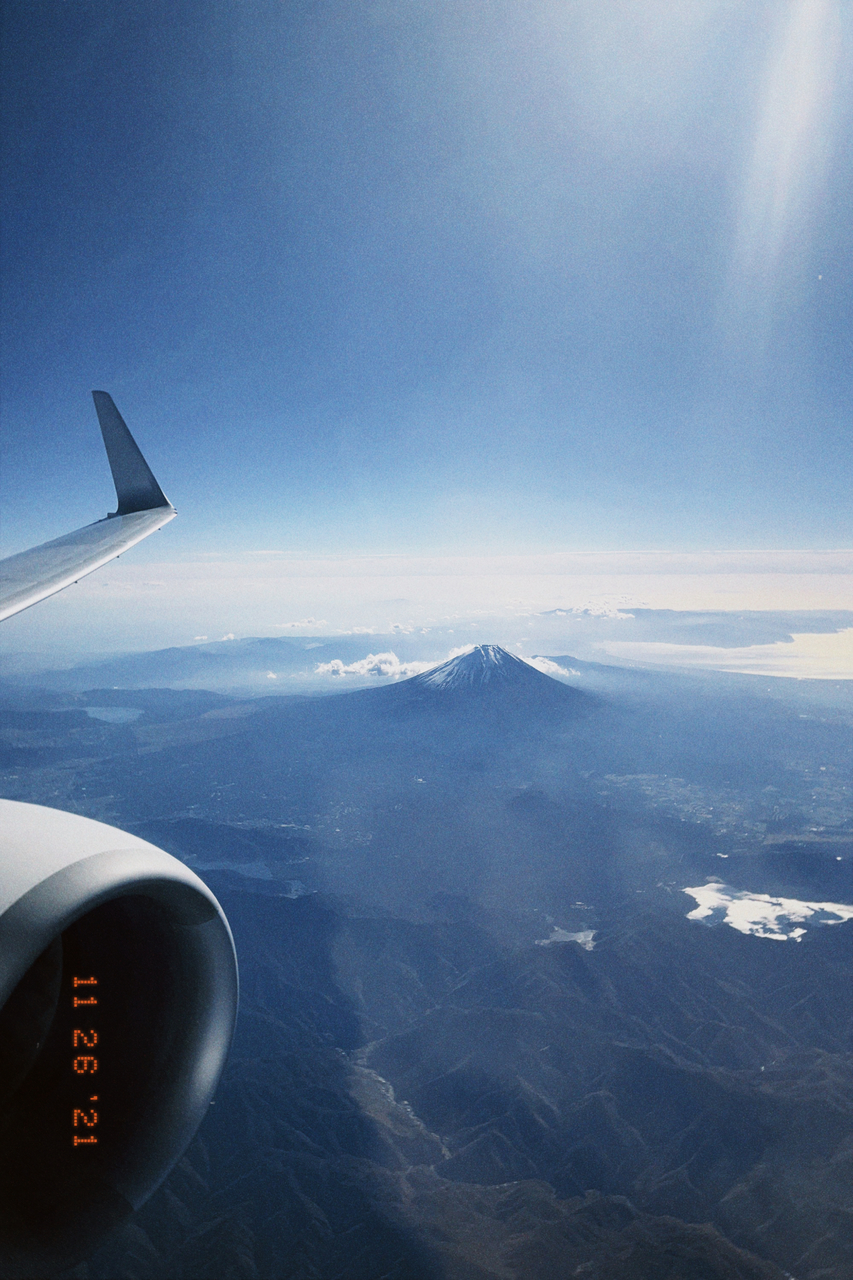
[1,1,851,663]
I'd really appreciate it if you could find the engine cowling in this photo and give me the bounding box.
[0,800,238,1277]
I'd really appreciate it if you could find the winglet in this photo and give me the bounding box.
[92,391,172,514]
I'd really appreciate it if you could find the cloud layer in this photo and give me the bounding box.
[601,627,853,680]
[4,548,850,660]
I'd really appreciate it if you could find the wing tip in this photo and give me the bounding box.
[91,391,172,514]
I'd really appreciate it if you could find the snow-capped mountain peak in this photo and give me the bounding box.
[411,645,549,692]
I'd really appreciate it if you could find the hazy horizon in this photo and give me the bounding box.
[2,1,851,674]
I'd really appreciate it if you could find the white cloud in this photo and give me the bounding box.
[545,602,636,619]
[314,644,481,681]
[527,656,581,678]
[273,618,327,629]
[315,651,438,680]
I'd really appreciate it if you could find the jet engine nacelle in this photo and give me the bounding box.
[0,800,238,1278]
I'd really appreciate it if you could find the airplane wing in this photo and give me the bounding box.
[0,392,176,622]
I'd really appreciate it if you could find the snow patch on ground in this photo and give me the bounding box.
[684,881,853,941]
[536,927,596,950]
[85,706,144,723]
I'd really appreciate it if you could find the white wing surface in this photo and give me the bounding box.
[0,392,176,622]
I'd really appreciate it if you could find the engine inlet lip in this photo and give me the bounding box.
[0,815,238,1279]
[0,846,238,1199]
[0,846,228,1010]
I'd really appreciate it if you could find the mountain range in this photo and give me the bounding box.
[1,645,851,1277]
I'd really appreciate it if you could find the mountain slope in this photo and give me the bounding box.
[414,646,550,691]
[374,644,593,715]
